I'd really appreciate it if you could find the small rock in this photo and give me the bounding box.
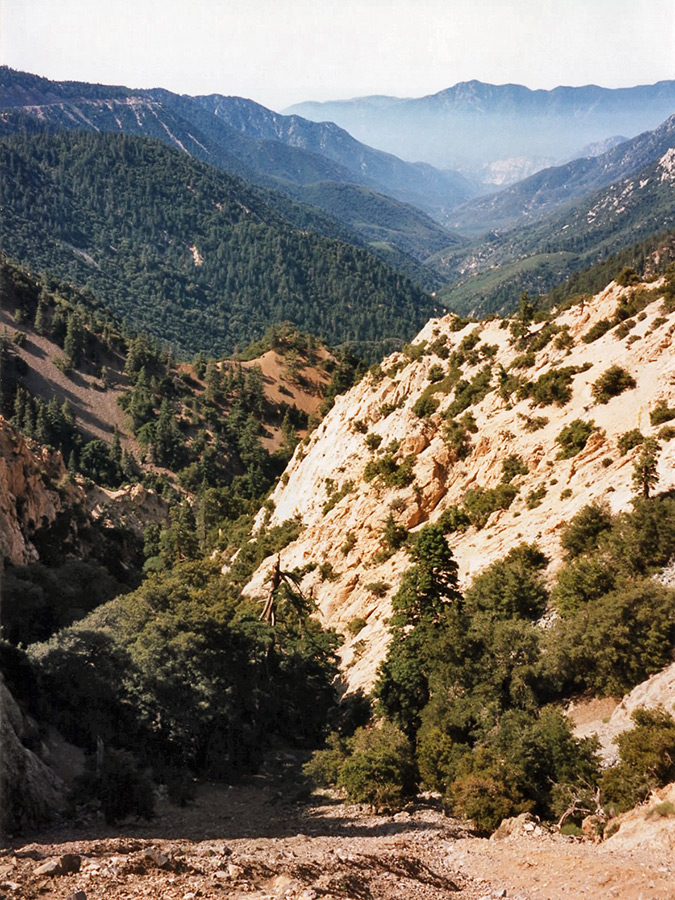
[66,892,87,900]
[34,859,63,877]
[492,891,507,899]
[228,862,244,878]
[4,884,21,893]
[60,854,81,874]
[144,849,171,869]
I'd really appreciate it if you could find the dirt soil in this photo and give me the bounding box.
[2,780,673,900]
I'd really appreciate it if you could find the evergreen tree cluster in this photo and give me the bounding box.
[0,132,438,359]
[308,493,675,831]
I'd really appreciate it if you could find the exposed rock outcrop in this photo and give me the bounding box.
[0,679,66,835]
[243,280,675,692]
[0,417,85,566]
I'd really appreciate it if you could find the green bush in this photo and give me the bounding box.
[528,367,579,407]
[615,266,640,287]
[364,433,382,452]
[427,364,445,383]
[618,429,645,455]
[413,395,440,418]
[551,556,616,616]
[650,400,675,426]
[582,319,613,343]
[303,733,347,787]
[555,419,597,459]
[365,581,391,597]
[526,486,547,509]
[337,722,417,811]
[560,502,613,557]
[363,453,415,488]
[465,543,548,620]
[544,579,675,696]
[74,748,155,824]
[591,366,636,404]
[462,484,519,529]
[501,454,528,483]
[601,708,675,814]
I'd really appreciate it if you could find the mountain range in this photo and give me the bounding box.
[287,80,675,180]
[0,67,472,265]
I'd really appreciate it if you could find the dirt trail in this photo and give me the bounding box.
[2,782,674,900]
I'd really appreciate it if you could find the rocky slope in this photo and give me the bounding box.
[244,278,675,694]
[0,418,84,566]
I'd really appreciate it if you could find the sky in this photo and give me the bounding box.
[2,0,675,111]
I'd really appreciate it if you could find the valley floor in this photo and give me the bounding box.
[2,781,673,900]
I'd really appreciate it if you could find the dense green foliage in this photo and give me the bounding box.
[306,493,675,832]
[30,551,341,778]
[0,132,438,358]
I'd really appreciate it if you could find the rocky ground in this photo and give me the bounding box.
[2,778,674,900]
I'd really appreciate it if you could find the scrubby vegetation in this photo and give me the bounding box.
[306,492,675,832]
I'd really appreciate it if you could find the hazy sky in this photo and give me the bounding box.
[2,0,675,110]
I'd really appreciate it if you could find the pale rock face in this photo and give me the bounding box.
[0,417,85,565]
[244,281,675,694]
[0,680,66,833]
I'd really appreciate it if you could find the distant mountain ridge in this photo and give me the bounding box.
[428,146,675,316]
[447,114,675,237]
[286,80,675,178]
[0,67,473,266]
[0,131,439,356]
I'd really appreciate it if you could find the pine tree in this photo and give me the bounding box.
[632,438,660,499]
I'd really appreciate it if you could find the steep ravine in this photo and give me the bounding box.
[244,280,675,693]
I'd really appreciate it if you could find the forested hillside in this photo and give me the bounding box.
[0,132,439,357]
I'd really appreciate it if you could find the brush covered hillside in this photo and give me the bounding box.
[0,67,472,266]
[448,113,675,237]
[0,131,439,358]
[0,255,366,833]
[241,269,675,826]
[431,144,675,317]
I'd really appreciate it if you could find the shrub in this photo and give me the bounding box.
[551,557,616,617]
[381,514,408,551]
[446,367,492,417]
[591,366,636,404]
[650,400,675,426]
[615,266,640,287]
[436,505,471,534]
[501,454,528,483]
[560,502,613,557]
[337,722,417,811]
[529,367,579,407]
[363,453,415,488]
[341,532,357,555]
[518,414,549,435]
[555,419,597,459]
[427,364,445,383]
[444,419,472,459]
[601,708,675,814]
[618,429,645,455]
[526,486,547,509]
[74,748,155,824]
[303,733,347,787]
[322,480,354,515]
[365,581,390,598]
[544,580,675,696]
[413,395,440,418]
[465,543,548,620]
[364,433,382,452]
[658,425,675,441]
[582,319,613,343]
[347,617,367,636]
[463,484,518,529]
